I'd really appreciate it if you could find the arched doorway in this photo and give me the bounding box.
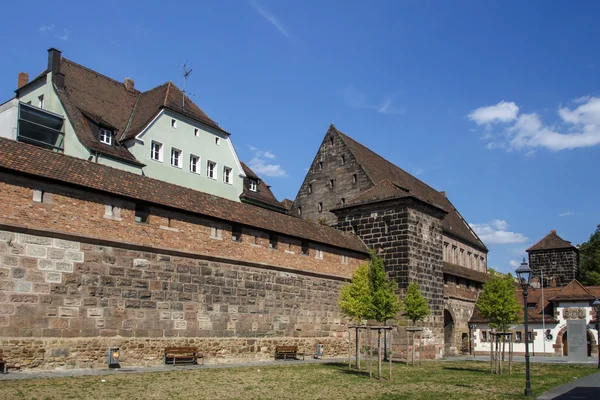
[561,329,594,357]
[444,309,454,355]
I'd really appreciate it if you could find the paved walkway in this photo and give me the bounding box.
[0,357,345,381]
[537,370,600,400]
[447,355,599,365]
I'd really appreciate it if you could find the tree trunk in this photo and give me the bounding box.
[377,329,382,380]
[355,327,361,370]
[411,331,415,366]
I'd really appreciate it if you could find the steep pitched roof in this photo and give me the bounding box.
[120,81,223,141]
[239,161,286,212]
[330,125,487,251]
[0,138,366,254]
[57,59,142,164]
[548,280,596,301]
[44,57,224,164]
[527,230,578,252]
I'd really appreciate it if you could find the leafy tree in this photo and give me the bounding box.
[476,272,521,333]
[339,252,402,372]
[369,252,403,323]
[403,282,430,365]
[579,224,600,286]
[339,263,373,322]
[403,283,430,325]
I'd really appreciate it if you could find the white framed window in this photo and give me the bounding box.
[194,128,200,137]
[38,95,44,109]
[223,167,232,184]
[170,148,182,168]
[171,118,177,128]
[104,204,121,218]
[210,226,222,240]
[150,141,163,161]
[99,128,113,145]
[190,155,200,173]
[341,255,349,264]
[215,137,220,145]
[207,161,217,179]
[249,179,257,192]
[315,248,323,260]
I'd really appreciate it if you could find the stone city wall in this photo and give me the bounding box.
[0,229,351,369]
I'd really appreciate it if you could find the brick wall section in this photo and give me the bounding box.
[0,172,364,279]
[290,130,371,225]
[334,198,446,357]
[529,249,579,287]
[0,229,352,368]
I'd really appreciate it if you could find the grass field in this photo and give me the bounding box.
[0,361,595,400]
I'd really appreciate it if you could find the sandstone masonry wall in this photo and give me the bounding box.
[0,172,364,279]
[334,198,446,358]
[0,229,350,369]
[290,129,371,225]
[529,249,579,287]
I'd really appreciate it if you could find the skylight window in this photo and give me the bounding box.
[99,128,112,145]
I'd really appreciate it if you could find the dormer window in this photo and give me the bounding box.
[249,179,257,192]
[99,128,113,145]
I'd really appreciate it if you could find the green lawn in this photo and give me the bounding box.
[0,361,595,400]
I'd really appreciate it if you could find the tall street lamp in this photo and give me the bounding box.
[593,298,600,369]
[516,258,533,397]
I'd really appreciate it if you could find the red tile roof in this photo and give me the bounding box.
[239,162,287,212]
[31,57,225,165]
[280,198,294,211]
[527,230,578,252]
[330,125,487,251]
[0,138,368,254]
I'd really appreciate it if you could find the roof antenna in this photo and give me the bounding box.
[180,62,193,110]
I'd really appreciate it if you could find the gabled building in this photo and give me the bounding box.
[0,48,246,202]
[470,280,599,357]
[527,230,579,287]
[291,124,489,356]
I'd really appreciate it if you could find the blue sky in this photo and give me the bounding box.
[1,0,599,273]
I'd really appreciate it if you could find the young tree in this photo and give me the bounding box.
[339,262,372,370]
[403,282,430,365]
[476,272,521,373]
[579,224,600,286]
[339,252,402,374]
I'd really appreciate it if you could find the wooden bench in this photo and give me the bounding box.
[275,345,305,361]
[163,347,203,366]
[0,350,6,374]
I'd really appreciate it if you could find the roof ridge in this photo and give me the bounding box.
[163,81,172,107]
[62,58,140,95]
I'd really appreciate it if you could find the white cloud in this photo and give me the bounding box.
[39,24,55,33]
[491,219,508,230]
[559,211,574,217]
[469,96,600,151]
[39,24,69,41]
[469,220,528,245]
[509,260,520,267]
[468,101,519,125]
[246,146,287,178]
[343,86,405,116]
[249,0,291,38]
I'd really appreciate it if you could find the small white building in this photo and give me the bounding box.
[470,280,599,357]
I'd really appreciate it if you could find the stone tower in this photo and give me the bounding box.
[291,125,489,357]
[527,230,579,287]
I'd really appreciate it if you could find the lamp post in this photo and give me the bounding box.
[593,299,600,369]
[469,323,476,360]
[516,258,533,397]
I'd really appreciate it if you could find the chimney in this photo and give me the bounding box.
[124,77,135,92]
[440,190,446,197]
[18,72,29,88]
[47,48,64,90]
[550,230,556,235]
[550,277,557,288]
